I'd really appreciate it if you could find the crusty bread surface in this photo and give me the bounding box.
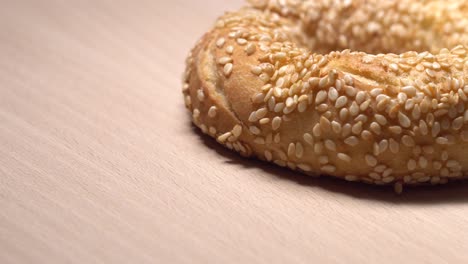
[182,0,468,191]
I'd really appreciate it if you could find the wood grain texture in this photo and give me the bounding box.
[1,1,468,263]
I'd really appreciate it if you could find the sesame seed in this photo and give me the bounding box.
[197,89,205,101]
[339,108,349,121]
[315,90,327,104]
[217,132,232,142]
[251,66,262,75]
[283,105,295,115]
[316,104,328,112]
[318,155,328,164]
[236,38,247,45]
[297,101,308,112]
[249,125,261,135]
[226,45,234,54]
[324,140,336,151]
[345,175,358,181]
[268,97,276,110]
[351,121,363,135]
[208,106,217,118]
[297,163,312,172]
[285,97,295,108]
[254,137,265,144]
[398,112,411,128]
[274,160,286,167]
[431,122,441,137]
[245,43,256,55]
[382,176,395,183]
[430,176,441,185]
[259,73,270,83]
[184,95,191,107]
[193,108,200,119]
[314,142,324,154]
[264,150,273,161]
[344,136,359,146]
[251,92,264,104]
[321,165,336,173]
[259,118,270,125]
[370,122,381,135]
[372,113,385,125]
[378,140,388,154]
[232,125,242,137]
[345,86,357,97]
[303,133,314,146]
[248,112,258,122]
[360,100,371,112]
[331,121,342,134]
[441,151,449,161]
[425,68,436,78]
[335,96,348,108]
[288,143,296,158]
[365,154,377,167]
[328,87,338,101]
[337,153,352,162]
[255,107,267,119]
[200,124,208,133]
[370,88,383,97]
[274,133,281,144]
[319,76,328,88]
[296,142,304,158]
[403,175,412,183]
[417,176,431,183]
[447,160,460,168]
[462,131,468,142]
[401,86,417,96]
[452,116,464,130]
[382,168,393,178]
[313,124,322,137]
[389,138,399,153]
[369,173,381,180]
[435,137,449,145]
[419,157,428,169]
[407,159,417,171]
[270,116,281,130]
[274,102,285,113]
[218,56,233,65]
[356,91,366,104]
[401,135,415,147]
[349,102,359,116]
[389,126,402,134]
[209,126,216,135]
[223,63,233,77]
[216,38,225,48]
[440,168,449,177]
[344,74,353,85]
[317,57,328,67]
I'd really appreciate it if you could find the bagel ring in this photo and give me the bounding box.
[182,0,468,192]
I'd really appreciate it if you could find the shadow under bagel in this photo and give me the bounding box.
[188,117,468,204]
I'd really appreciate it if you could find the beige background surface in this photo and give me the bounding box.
[1,0,468,263]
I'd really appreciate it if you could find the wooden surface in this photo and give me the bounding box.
[1,1,468,263]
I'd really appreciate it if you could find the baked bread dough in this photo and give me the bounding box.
[182,0,468,192]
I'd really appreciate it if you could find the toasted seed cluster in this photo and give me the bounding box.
[183,0,468,192]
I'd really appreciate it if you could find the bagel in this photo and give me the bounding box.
[182,0,468,192]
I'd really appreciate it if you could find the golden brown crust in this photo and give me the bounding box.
[183,1,468,191]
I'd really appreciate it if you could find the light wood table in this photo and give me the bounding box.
[1,1,468,263]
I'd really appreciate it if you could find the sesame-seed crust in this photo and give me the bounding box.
[182,0,468,189]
